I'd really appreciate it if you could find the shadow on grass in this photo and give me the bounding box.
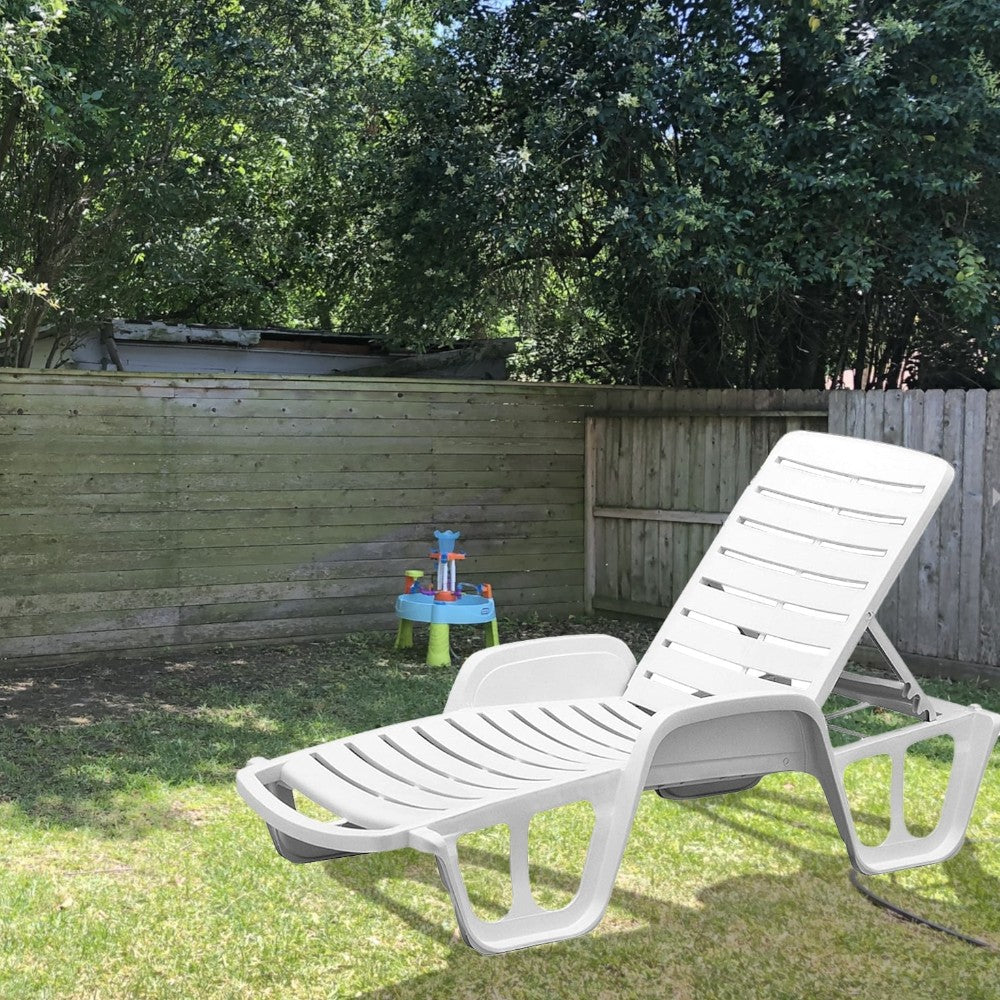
[322,822,999,1000]
[0,641,456,836]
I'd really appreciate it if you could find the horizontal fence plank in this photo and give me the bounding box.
[1,451,583,476]
[0,487,579,520]
[0,570,581,638]
[0,553,585,615]
[0,602,587,672]
[0,529,580,579]
[0,468,583,496]
[0,524,585,576]
[0,585,582,658]
[0,434,584,458]
[0,505,583,547]
[1,414,585,440]
[0,368,601,396]
[0,392,598,422]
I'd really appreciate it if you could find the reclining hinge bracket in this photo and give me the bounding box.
[831,618,934,721]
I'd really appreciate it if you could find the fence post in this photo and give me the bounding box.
[584,416,596,614]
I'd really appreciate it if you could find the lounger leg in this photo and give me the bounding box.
[816,707,999,874]
[414,778,638,954]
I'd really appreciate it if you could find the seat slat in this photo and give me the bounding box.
[598,699,655,729]
[312,742,459,810]
[693,549,868,618]
[675,579,848,649]
[571,701,639,741]
[623,673,705,714]
[757,460,930,519]
[338,735,489,803]
[449,711,590,772]
[635,646,774,697]
[417,717,562,781]
[710,524,879,589]
[539,704,637,752]
[513,706,627,759]
[769,432,949,491]
[381,726,520,790]
[486,709,610,764]
[281,754,436,828]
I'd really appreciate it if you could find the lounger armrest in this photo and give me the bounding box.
[445,634,636,712]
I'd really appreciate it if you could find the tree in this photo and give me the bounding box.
[0,0,430,365]
[333,0,1000,388]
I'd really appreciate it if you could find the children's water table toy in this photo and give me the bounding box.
[394,530,499,667]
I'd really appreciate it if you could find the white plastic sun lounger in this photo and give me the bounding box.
[237,431,1000,954]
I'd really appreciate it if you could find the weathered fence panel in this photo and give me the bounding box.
[4,373,998,680]
[0,371,599,666]
[586,388,999,681]
[828,389,999,678]
[585,389,829,618]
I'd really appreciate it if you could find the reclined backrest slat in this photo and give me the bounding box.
[629,431,954,709]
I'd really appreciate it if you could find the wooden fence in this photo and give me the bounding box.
[0,371,601,666]
[585,390,829,617]
[828,389,1000,679]
[2,373,998,680]
[585,388,1000,681]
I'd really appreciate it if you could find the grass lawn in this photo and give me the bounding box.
[1,616,998,1000]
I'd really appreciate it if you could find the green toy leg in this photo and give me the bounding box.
[395,619,414,651]
[483,618,500,648]
[426,623,451,667]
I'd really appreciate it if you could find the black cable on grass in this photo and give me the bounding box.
[848,869,996,952]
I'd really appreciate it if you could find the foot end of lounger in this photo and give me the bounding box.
[826,704,1000,874]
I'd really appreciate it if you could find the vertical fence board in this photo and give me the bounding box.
[980,392,1000,667]
[936,390,966,660]
[958,390,987,664]
[670,416,692,609]
[917,391,946,654]
[654,419,673,609]
[879,390,905,637]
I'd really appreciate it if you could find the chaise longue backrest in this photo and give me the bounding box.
[627,431,955,711]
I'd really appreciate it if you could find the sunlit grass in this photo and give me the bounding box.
[0,620,997,999]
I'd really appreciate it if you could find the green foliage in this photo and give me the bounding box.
[335,0,1000,386]
[2,0,1000,385]
[0,0,434,364]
